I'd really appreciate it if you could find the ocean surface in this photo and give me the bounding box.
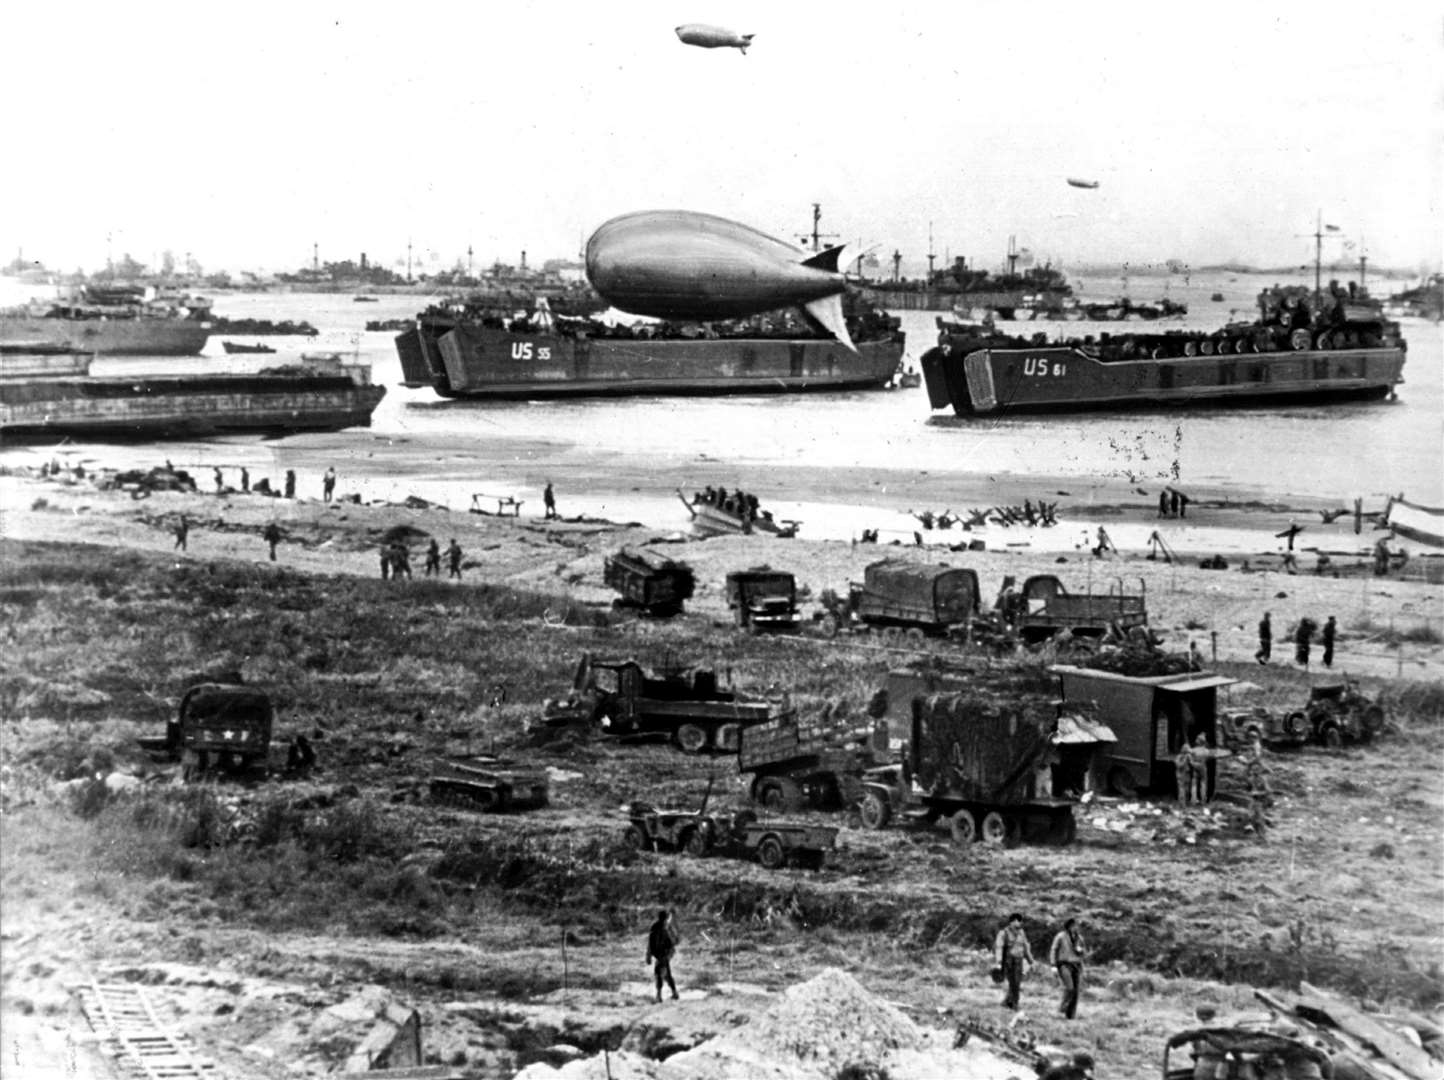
[2,270,1439,553]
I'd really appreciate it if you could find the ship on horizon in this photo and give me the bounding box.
[0,284,212,357]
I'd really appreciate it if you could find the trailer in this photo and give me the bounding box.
[623,802,836,870]
[541,652,778,753]
[1006,574,1149,644]
[725,568,801,633]
[1051,664,1237,797]
[857,679,1115,845]
[737,711,891,810]
[603,546,696,616]
[819,559,980,639]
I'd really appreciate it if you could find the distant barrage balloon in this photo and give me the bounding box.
[584,210,854,349]
[675,23,755,54]
[1066,178,1100,189]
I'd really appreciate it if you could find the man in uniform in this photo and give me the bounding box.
[1048,918,1087,1019]
[173,515,189,551]
[424,538,441,577]
[1256,612,1272,665]
[1321,615,1337,668]
[994,912,1034,1010]
[645,909,679,1003]
[262,522,281,561]
[543,481,557,520]
[323,466,337,502]
[447,539,464,579]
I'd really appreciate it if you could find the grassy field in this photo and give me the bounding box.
[2,538,1441,1079]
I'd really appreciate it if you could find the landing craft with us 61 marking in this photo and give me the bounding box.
[585,210,856,350]
[675,23,754,53]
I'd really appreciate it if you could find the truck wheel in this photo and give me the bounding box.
[757,837,786,870]
[1320,723,1343,750]
[1283,711,1309,738]
[948,809,976,845]
[624,824,650,851]
[881,626,902,643]
[980,811,1011,846]
[904,627,926,643]
[1362,705,1385,735]
[685,828,711,857]
[859,792,891,830]
[1106,767,1138,798]
[676,724,708,754]
[819,612,840,639]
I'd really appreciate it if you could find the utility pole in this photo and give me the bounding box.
[467,244,474,276]
[406,239,413,283]
[891,250,902,283]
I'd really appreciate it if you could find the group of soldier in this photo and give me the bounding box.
[911,500,1061,531]
[1255,611,1338,668]
[380,538,464,580]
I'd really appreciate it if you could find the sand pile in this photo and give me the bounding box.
[514,968,1030,1080]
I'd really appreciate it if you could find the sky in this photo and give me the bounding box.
[3,1,1441,278]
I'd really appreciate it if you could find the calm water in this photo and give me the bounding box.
[3,271,1440,550]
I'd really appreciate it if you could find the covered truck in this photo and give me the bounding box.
[1051,664,1237,797]
[858,673,1116,845]
[820,558,980,638]
[604,546,696,616]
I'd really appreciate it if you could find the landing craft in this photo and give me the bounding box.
[585,210,854,349]
[1066,178,1100,189]
[675,23,754,53]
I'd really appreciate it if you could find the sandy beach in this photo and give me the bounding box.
[4,464,1439,681]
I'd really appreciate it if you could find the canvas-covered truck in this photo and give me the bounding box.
[541,652,779,753]
[1001,574,1149,645]
[166,682,274,780]
[819,559,981,639]
[738,711,891,810]
[725,568,800,633]
[1051,664,1237,797]
[857,685,1116,846]
[604,546,696,616]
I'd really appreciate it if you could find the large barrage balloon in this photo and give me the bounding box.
[585,210,853,348]
[1066,177,1100,189]
[675,23,754,54]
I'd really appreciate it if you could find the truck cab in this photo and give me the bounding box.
[725,569,800,633]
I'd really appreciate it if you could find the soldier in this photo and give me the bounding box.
[214,467,224,494]
[1295,617,1315,667]
[1174,740,1196,805]
[543,481,557,520]
[262,522,281,561]
[241,466,250,493]
[1255,612,1272,665]
[391,543,412,580]
[993,912,1034,1010]
[1190,735,1211,804]
[1048,918,1087,1019]
[447,539,463,579]
[1322,615,1337,668]
[284,469,296,499]
[173,515,189,551]
[645,909,680,1003]
[379,545,391,580]
[424,538,441,577]
[322,466,337,502]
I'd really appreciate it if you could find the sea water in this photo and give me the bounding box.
[3,271,1439,553]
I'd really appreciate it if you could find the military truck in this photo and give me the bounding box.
[164,682,274,780]
[856,672,1117,845]
[603,546,696,616]
[819,558,981,639]
[1000,574,1149,645]
[541,652,778,753]
[725,568,800,633]
[737,711,891,810]
[1051,664,1237,797]
[623,802,836,870]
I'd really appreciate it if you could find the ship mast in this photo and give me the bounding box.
[1313,210,1324,310]
[927,222,936,280]
[1007,235,1019,277]
[800,203,837,253]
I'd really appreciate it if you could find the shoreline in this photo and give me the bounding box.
[3,469,1440,682]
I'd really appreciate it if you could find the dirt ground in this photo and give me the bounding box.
[1,467,1441,1080]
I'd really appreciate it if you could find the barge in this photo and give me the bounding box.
[0,285,212,356]
[922,287,1406,416]
[0,355,385,439]
[394,297,904,400]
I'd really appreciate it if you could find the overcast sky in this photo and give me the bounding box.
[5,1,1440,277]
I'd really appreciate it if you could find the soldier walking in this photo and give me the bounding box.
[1322,615,1337,668]
[323,466,337,502]
[994,912,1034,1010]
[262,522,281,561]
[645,909,680,1003]
[1255,612,1272,665]
[424,538,441,577]
[447,539,463,579]
[543,481,558,520]
[284,469,296,499]
[173,515,189,551]
[1049,918,1087,1019]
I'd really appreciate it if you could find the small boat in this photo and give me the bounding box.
[677,488,798,538]
[1383,496,1444,550]
[222,341,277,355]
[353,295,380,303]
[1210,292,1225,302]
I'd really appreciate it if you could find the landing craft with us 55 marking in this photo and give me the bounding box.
[675,23,754,53]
